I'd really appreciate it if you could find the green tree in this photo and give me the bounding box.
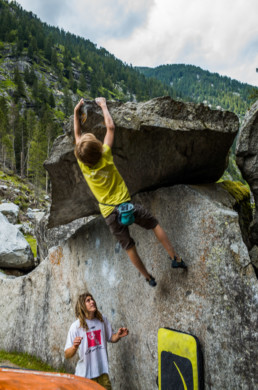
[7,102,19,171]
[27,36,37,59]
[13,67,26,101]
[24,66,36,86]
[63,87,73,116]
[48,92,56,108]
[25,109,37,177]
[0,97,11,169]
[249,87,258,102]
[51,47,58,68]
[44,35,53,62]
[79,73,87,91]
[28,121,48,189]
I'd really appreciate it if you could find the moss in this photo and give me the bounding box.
[220,180,252,249]
[0,170,28,189]
[25,235,37,258]
[220,180,250,203]
[0,350,66,372]
[14,196,29,210]
[0,170,34,195]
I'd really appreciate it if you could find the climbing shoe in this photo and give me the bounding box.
[171,256,187,269]
[146,275,157,287]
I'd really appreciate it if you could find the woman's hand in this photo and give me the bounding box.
[111,327,129,343]
[73,336,83,349]
[64,337,83,359]
[117,327,129,338]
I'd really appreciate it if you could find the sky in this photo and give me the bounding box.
[15,0,258,87]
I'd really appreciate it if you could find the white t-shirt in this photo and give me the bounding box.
[64,316,114,379]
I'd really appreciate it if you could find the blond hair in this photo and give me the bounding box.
[74,133,103,167]
[75,292,104,330]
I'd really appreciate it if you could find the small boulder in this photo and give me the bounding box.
[26,208,45,223]
[0,213,35,270]
[0,202,19,224]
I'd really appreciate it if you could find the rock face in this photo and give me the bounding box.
[44,97,239,227]
[35,213,95,261]
[236,100,258,245]
[0,202,19,224]
[0,213,35,270]
[0,184,257,390]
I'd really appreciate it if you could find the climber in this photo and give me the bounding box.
[73,97,187,287]
[64,292,129,390]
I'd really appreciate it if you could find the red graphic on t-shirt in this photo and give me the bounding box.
[87,330,102,347]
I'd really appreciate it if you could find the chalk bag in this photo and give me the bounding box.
[117,202,135,226]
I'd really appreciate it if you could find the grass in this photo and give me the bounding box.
[0,350,66,373]
[25,235,37,257]
[0,170,31,191]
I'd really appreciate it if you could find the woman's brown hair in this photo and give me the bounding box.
[75,292,104,330]
[74,133,103,167]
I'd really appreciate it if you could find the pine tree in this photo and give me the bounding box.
[63,87,73,116]
[48,92,56,108]
[13,67,26,101]
[0,96,11,168]
[28,121,47,189]
[7,102,19,171]
[51,47,58,68]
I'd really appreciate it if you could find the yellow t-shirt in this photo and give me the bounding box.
[77,144,131,218]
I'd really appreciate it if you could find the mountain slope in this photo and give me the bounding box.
[0,0,176,187]
[0,0,176,108]
[137,64,257,118]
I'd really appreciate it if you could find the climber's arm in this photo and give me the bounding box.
[95,97,115,147]
[74,99,84,144]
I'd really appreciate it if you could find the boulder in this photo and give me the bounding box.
[0,202,19,224]
[35,213,95,261]
[0,184,256,389]
[236,100,258,245]
[44,97,239,227]
[0,213,35,270]
[26,208,45,222]
[15,222,33,236]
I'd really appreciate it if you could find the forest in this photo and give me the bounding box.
[137,64,255,117]
[0,0,257,194]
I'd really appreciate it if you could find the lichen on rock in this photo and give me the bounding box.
[220,180,252,249]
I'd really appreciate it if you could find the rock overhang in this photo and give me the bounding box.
[44,96,239,227]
